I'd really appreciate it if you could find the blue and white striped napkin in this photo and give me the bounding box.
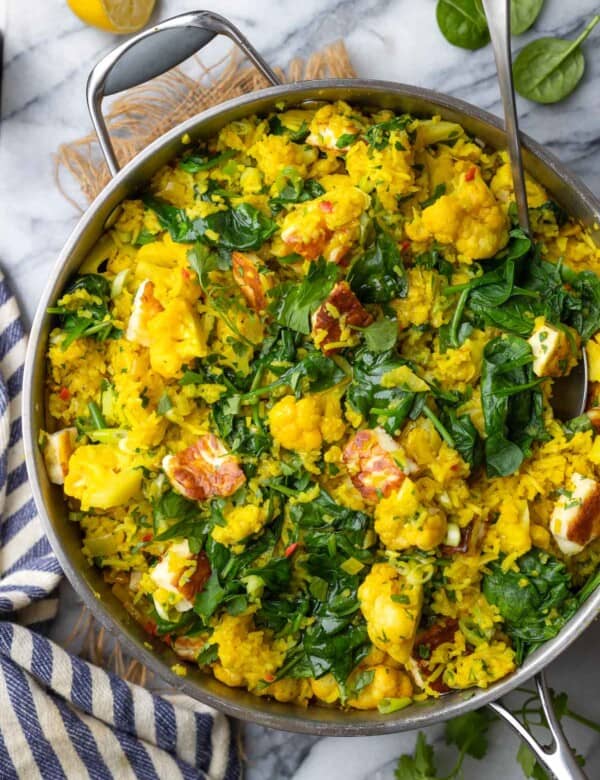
[0,271,241,779]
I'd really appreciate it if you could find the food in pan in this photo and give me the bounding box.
[43,101,600,710]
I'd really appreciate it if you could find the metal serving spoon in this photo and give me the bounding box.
[482,0,588,421]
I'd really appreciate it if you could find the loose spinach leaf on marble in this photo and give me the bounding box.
[510,0,545,36]
[481,336,547,477]
[348,229,408,303]
[48,274,121,348]
[436,0,490,50]
[269,256,339,334]
[513,15,600,103]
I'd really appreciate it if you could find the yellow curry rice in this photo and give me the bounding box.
[43,101,600,710]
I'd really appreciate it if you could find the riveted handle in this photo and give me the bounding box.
[488,672,587,780]
[86,10,281,176]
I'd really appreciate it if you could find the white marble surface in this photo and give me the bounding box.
[2,0,600,777]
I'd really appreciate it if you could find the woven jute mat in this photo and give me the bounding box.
[56,41,355,680]
[56,41,355,209]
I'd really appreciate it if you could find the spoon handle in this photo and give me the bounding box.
[481,0,531,234]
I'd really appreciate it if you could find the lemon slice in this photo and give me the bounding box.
[67,0,156,34]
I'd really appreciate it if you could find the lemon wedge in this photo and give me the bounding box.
[67,0,155,34]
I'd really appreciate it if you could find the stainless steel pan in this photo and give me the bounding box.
[22,11,600,778]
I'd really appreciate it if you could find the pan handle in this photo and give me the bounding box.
[86,10,281,177]
[488,671,587,780]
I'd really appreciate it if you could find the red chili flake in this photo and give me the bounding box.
[263,673,275,683]
[142,533,153,543]
[181,268,191,280]
[401,241,411,252]
[144,620,157,636]
[163,633,173,646]
[465,166,477,182]
[59,386,70,401]
[319,200,333,213]
[285,542,299,558]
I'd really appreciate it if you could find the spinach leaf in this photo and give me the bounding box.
[268,115,310,143]
[143,195,196,241]
[420,183,446,208]
[269,256,339,334]
[269,174,325,214]
[346,348,427,435]
[363,319,398,353]
[274,491,375,693]
[364,115,412,150]
[48,274,121,348]
[336,132,360,148]
[414,247,454,280]
[145,197,277,250]
[439,407,484,469]
[195,203,278,250]
[483,549,582,662]
[179,150,236,173]
[481,336,547,477]
[561,268,600,342]
[513,15,599,103]
[239,350,347,403]
[348,230,408,303]
[436,0,490,50]
[510,0,545,36]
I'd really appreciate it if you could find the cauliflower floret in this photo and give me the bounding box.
[231,251,273,312]
[311,281,373,354]
[148,299,208,378]
[358,562,423,664]
[348,665,413,710]
[306,102,364,151]
[550,472,600,556]
[211,614,285,689]
[495,499,531,557]
[528,316,579,378]
[374,478,447,551]
[163,434,246,501]
[268,392,345,453]
[342,427,414,503]
[405,166,508,261]
[277,184,369,264]
[490,160,549,208]
[211,505,267,547]
[42,427,77,485]
[64,444,142,510]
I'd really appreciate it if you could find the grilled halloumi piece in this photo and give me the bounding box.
[125,279,163,347]
[162,434,246,501]
[527,319,578,378]
[550,472,600,556]
[343,427,415,503]
[42,428,77,485]
[150,540,211,616]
